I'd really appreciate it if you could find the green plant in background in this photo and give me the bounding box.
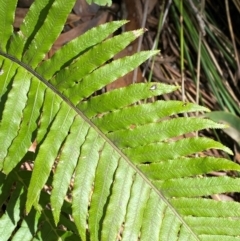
[0,0,240,240]
[170,0,240,146]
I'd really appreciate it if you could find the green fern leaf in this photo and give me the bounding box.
[8,0,77,66]
[124,137,232,163]
[64,50,159,104]
[91,100,210,129]
[138,156,240,180]
[0,1,240,240]
[51,29,145,91]
[0,183,24,240]
[79,83,178,119]
[0,0,17,52]
[0,59,32,168]
[26,103,76,211]
[158,176,240,197]
[107,118,230,148]
[51,117,89,225]
[37,20,128,79]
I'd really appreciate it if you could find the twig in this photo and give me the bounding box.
[132,0,149,83]
[142,0,171,80]
[196,0,205,139]
[180,0,185,104]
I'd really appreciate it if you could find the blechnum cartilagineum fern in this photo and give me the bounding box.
[0,0,240,240]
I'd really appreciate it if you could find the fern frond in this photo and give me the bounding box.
[91,100,210,129]
[0,183,24,240]
[64,50,159,104]
[51,29,145,91]
[9,0,77,66]
[79,83,178,118]
[37,20,128,79]
[157,176,240,197]
[139,156,240,180]
[0,0,17,52]
[0,1,239,240]
[124,137,232,163]
[107,118,229,148]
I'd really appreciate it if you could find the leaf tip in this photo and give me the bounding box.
[132,29,145,37]
[222,145,234,155]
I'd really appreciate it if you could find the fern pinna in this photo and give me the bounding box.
[0,0,240,240]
